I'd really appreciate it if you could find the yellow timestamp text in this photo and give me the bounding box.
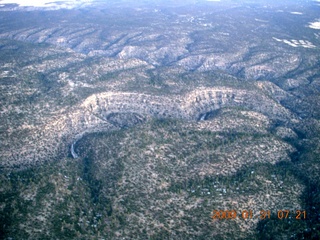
[211,210,307,220]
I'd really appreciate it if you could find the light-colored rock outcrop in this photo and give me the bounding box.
[0,86,297,168]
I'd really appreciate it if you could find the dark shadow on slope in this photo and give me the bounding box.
[256,154,320,239]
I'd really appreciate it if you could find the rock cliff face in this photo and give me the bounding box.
[78,85,294,128]
[0,84,295,168]
[181,87,294,121]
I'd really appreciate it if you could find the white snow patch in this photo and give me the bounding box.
[290,12,303,15]
[272,37,282,42]
[283,40,298,47]
[255,18,268,23]
[273,37,316,48]
[308,21,320,30]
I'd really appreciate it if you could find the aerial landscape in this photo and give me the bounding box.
[0,0,319,239]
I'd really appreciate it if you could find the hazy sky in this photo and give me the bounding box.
[1,0,319,10]
[0,0,222,10]
[0,0,219,9]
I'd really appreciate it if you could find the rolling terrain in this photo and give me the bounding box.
[0,0,320,239]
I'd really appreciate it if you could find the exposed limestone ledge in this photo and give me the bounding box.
[0,86,297,169]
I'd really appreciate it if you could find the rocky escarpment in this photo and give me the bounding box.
[182,87,294,121]
[80,85,294,124]
[0,84,297,168]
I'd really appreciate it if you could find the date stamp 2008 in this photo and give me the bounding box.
[211,209,307,220]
